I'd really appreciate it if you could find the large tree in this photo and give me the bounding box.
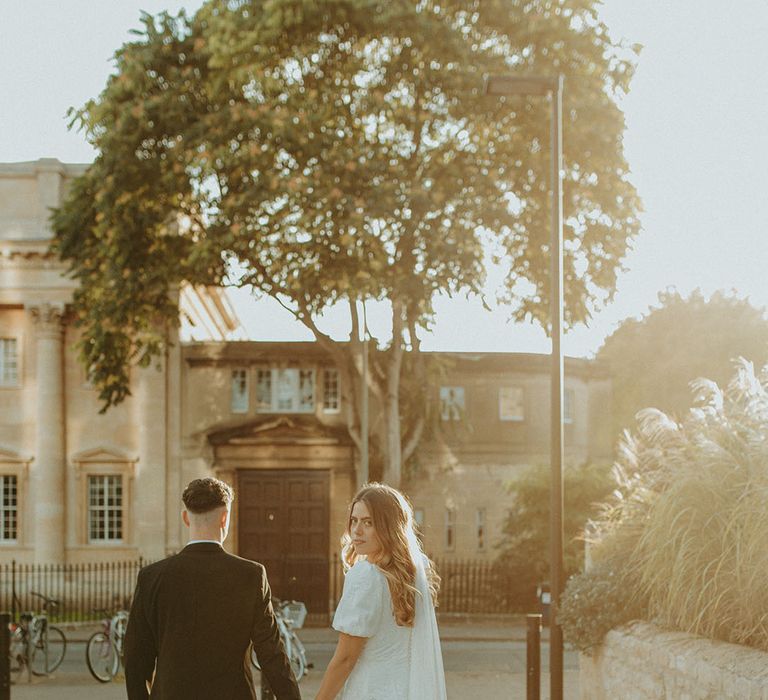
[53,0,641,485]
[597,289,768,439]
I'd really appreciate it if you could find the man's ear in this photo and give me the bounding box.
[182,509,190,528]
[220,507,230,529]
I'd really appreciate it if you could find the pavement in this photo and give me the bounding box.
[8,618,580,699]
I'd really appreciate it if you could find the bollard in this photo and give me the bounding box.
[261,670,275,700]
[526,613,542,700]
[0,613,9,700]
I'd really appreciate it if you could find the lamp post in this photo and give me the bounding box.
[484,73,565,700]
[360,299,369,486]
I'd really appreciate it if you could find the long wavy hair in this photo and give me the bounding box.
[341,482,440,627]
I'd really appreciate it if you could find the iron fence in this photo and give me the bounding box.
[330,554,519,615]
[0,559,145,623]
[434,558,517,614]
[1,555,518,624]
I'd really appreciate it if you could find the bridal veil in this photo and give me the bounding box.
[407,540,448,700]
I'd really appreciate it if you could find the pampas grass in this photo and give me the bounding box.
[585,359,768,651]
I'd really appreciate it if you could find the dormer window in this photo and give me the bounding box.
[322,369,340,413]
[231,369,249,413]
[255,368,316,413]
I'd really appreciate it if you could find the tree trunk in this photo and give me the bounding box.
[382,300,405,486]
[292,296,421,489]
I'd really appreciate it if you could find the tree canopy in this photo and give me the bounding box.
[52,0,641,484]
[597,289,768,439]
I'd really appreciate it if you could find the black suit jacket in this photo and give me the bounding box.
[124,542,301,700]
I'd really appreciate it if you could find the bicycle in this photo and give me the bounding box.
[251,598,311,681]
[86,607,130,682]
[7,591,67,683]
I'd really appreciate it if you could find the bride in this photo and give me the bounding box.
[315,482,447,700]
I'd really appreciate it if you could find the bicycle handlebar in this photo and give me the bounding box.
[30,591,60,611]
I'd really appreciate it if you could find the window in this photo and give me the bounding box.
[88,475,123,543]
[323,369,340,413]
[0,475,18,542]
[440,386,465,421]
[499,386,525,421]
[256,369,272,411]
[0,338,19,387]
[256,368,316,413]
[564,388,575,424]
[476,508,486,551]
[73,447,134,546]
[444,508,455,550]
[231,369,249,413]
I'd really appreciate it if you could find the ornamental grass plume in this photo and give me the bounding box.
[629,360,768,649]
[563,359,768,652]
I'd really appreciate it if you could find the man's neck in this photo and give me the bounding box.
[187,531,224,544]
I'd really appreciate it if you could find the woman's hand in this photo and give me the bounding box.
[314,632,367,700]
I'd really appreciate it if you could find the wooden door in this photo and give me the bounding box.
[238,469,330,622]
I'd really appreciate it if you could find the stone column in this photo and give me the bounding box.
[132,356,167,559]
[30,303,66,563]
[164,323,183,554]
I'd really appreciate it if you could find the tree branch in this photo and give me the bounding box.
[402,413,426,464]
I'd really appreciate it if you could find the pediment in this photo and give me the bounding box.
[0,445,33,463]
[70,445,137,464]
[207,415,349,446]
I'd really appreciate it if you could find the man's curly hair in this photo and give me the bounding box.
[182,477,233,514]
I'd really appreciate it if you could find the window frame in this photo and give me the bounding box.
[476,507,486,552]
[444,507,456,551]
[439,386,466,422]
[0,337,20,388]
[0,474,19,543]
[499,386,525,422]
[230,367,250,414]
[322,368,341,414]
[255,367,317,414]
[72,447,135,547]
[87,474,125,545]
[0,449,31,547]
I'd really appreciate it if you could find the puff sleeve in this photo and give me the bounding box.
[332,560,387,638]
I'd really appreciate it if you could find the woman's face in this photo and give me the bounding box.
[349,500,382,559]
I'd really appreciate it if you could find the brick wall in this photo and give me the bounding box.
[580,621,768,699]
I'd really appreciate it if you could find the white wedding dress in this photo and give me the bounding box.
[332,553,447,700]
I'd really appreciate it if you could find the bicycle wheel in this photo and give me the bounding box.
[30,625,66,675]
[113,612,129,667]
[86,631,119,682]
[288,634,307,681]
[8,627,26,684]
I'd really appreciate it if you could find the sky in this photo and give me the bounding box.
[2,0,766,357]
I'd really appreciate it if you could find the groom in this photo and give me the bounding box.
[124,477,301,700]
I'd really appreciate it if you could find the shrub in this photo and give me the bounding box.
[562,360,768,652]
[558,559,645,654]
[495,461,613,610]
[627,363,768,649]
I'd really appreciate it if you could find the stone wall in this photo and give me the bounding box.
[580,621,768,699]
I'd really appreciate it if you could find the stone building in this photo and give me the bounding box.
[0,159,613,615]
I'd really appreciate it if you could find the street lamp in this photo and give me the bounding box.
[484,73,566,700]
[360,299,370,486]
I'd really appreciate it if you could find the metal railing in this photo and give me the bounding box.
[2,554,520,624]
[0,560,144,623]
[331,554,520,615]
